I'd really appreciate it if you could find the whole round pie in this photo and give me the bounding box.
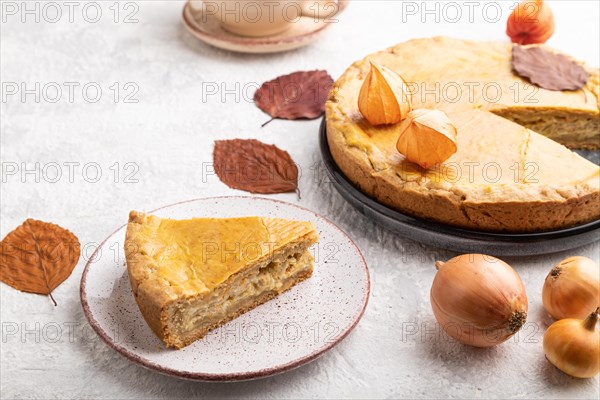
[326,37,600,232]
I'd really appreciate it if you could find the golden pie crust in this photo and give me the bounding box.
[326,37,600,232]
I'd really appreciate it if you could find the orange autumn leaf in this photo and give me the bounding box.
[358,62,412,126]
[0,219,80,306]
[396,109,457,169]
[507,0,554,45]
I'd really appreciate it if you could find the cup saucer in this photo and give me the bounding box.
[182,0,348,54]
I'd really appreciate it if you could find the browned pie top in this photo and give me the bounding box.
[325,37,600,217]
[331,37,599,115]
[125,211,316,298]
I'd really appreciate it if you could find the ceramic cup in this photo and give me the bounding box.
[200,0,339,37]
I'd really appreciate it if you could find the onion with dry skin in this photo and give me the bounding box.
[544,308,600,378]
[431,254,528,347]
[543,256,600,320]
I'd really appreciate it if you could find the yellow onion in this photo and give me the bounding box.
[544,308,600,378]
[431,254,528,347]
[543,256,600,320]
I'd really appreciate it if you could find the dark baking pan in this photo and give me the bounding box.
[319,118,600,256]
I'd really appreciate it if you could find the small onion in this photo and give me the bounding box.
[431,254,528,347]
[544,308,600,378]
[543,256,600,320]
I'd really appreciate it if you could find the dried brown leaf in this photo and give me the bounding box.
[213,139,298,194]
[0,219,80,306]
[254,70,333,126]
[512,45,589,91]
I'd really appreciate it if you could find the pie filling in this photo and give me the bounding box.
[491,108,600,149]
[162,240,314,348]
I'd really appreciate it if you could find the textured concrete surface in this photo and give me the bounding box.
[1,1,599,398]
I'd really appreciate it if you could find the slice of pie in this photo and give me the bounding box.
[124,211,319,349]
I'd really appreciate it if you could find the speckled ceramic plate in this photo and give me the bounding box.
[182,0,348,54]
[80,196,369,381]
[319,118,600,256]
